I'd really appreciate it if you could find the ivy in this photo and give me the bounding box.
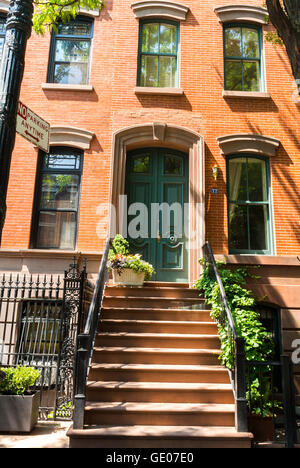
[195,260,283,416]
[195,260,275,368]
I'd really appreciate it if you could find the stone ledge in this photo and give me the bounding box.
[223,90,271,99]
[215,255,300,267]
[42,83,94,92]
[0,249,101,260]
[217,133,280,157]
[134,86,184,96]
[214,5,268,24]
[131,0,189,21]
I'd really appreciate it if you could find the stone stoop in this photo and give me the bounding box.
[67,282,253,448]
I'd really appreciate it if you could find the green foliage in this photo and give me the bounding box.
[0,366,41,395]
[107,235,155,281]
[264,30,284,46]
[195,259,279,416]
[195,260,274,368]
[108,234,130,259]
[248,378,283,417]
[33,0,105,35]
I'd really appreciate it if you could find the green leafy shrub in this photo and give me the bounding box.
[195,259,280,416]
[108,235,155,281]
[108,234,130,259]
[0,366,41,395]
[195,260,274,368]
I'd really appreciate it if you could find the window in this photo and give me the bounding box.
[16,300,63,385]
[0,15,6,61]
[32,147,83,249]
[138,20,179,87]
[48,17,93,85]
[227,155,272,253]
[224,24,262,92]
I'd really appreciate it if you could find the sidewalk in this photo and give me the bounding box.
[0,421,71,448]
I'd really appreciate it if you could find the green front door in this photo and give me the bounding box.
[125,148,189,282]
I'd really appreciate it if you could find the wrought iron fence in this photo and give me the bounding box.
[0,259,92,420]
[247,357,298,448]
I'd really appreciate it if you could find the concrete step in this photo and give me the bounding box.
[99,319,218,335]
[105,286,201,298]
[101,307,213,322]
[91,347,221,366]
[83,401,236,427]
[102,296,206,309]
[85,381,235,404]
[88,363,229,384]
[68,424,253,448]
[95,332,220,349]
[108,281,190,289]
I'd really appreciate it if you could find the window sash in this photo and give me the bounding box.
[227,155,272,254]
[48,18,93,84]
[138,20,179,87]
[32,148,82,250]
[224,24,262,92]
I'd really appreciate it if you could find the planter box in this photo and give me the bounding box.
[112,268,145,286]
[248,414,274,442]
[0,391,40,433]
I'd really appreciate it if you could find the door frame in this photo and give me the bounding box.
[109,122,205,285]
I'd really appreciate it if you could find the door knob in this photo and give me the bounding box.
[157,230,161,243]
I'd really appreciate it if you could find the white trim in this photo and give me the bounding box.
[217,133,280,157]
[214,5,268,24]
[49,126,94,150]
[131,0,189,21]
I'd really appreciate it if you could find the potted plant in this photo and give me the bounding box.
[107,235,155,286]
[0,366,41,433]
[247,378,283,442]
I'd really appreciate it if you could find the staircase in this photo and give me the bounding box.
[68,282,253,448]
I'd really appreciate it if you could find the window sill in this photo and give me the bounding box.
[134,86,184,96]
[222,90,271,99]
[42,83,94,92]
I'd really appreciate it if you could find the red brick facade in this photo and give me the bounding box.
[1,0,300,258]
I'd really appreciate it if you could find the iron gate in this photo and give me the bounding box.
[0,259,92,420]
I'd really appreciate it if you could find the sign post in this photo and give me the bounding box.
[0,0,34,240]
[16,101,50,153]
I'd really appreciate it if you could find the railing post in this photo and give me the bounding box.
[281,355,297,448]
[235,337,248,432]
[73,334,89,430]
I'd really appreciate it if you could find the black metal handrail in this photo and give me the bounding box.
[203,241,248,432]
[73,238,110,429]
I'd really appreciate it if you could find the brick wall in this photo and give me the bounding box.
[1,0,300,258]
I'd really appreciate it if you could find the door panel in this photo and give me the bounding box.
[125,148,189,282]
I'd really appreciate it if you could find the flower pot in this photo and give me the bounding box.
[0,391,40,433]
[248,414,274,442]
[112,268,145,286]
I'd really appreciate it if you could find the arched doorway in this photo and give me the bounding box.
[109,123,205,284]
